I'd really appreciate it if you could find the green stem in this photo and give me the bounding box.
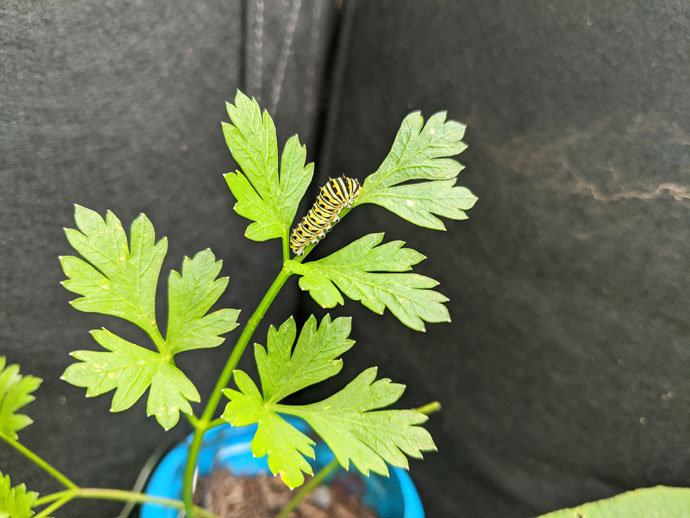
[0,433,78,490]
[182,266,293,516]
[205,417,226,431]
[34,493,74,518]
[35,490,73,507]
[34,488,217,518]
[275,458,339,518]
[415,400,442,415]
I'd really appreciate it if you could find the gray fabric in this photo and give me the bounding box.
[0,1,335,516]
[2,1,689,517]
[317,1,690,516]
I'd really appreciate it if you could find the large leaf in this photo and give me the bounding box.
[60,209,239,430]
[223,91,314,242]
[286,233,449,331]
[356,111,476,229]
[537,486,690,518]
[0,471,39,518]
[62,329,199,430]
[222,316,435,488]
[0,358,41,439]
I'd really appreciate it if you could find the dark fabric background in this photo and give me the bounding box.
[2,1,689,517]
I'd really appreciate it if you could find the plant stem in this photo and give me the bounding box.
[0,433,77,490]
[33,488,218,518]
[182,265,293,516]
[35,490,73,507]
[204,417,226,431]
[34,493,74,518]
[78,488,218,517]
[275,458,339,518]
[415,400,442,415]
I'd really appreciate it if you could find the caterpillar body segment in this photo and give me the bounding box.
[289,176,361,256]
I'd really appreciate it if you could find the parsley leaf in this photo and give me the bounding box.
[223,91,314,243]
[60,208,239,429]
[0,358,41,439]
[166,250,240,354]
[538,486,690,518]
[222,316,435,488]
[356,111,476,229]
[280,367,436,476]
[255,315,355,404]
[222,370,315,488]
[62,329,199,430]
[286,233,449,331]
[0,471,39,518]
[61,205,167,341]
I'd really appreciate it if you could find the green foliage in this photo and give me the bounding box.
[0,358,41,439]
[0,471,38,518]
[223,90,314,243]
[61,206,167,337]
[222,315,436,488]
[62,329,200,430]
[287,233,449,331]
[60,206,239,429]
[356,111,476,229]
[537,486,690,518]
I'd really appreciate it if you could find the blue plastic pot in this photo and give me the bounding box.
[142,417,424,518]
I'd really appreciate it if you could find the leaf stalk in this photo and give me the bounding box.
[0,433,78,490]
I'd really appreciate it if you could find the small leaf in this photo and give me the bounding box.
[255,315,355,404]
[166,249,240,355]
[287,233,449,331]
[357,111,476,227]
[223,91,314,242]
[0,471,39,518]
[222,371,315,489]
[62,329,199,430]
[0,358,42,439]
[537,486,690,518]
[60,206,167,340]
[361,179,477,230]
[221,316,435,488]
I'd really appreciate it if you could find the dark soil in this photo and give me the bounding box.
[194,469,378,518]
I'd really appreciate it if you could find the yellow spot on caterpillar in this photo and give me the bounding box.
[406,199,415,207]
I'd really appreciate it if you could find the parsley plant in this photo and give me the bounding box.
[1,90,477,518]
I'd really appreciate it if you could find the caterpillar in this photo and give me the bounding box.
[290,176,361,256]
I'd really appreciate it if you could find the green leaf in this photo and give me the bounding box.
[255,315,355,404]
[361,179,477,230]
[537,486,690,518]
[282,367,437,477]
[0,358,41,439]
[286,233,449,331]
[222,316,435,488]
[60,208,240,429]
[166,249,240,355]
[0,471,39,518]
[62,328,200,430]
[60,205,167,341]
[223,91,314,242]
[222,371,315,489]
[356,111,476,228]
